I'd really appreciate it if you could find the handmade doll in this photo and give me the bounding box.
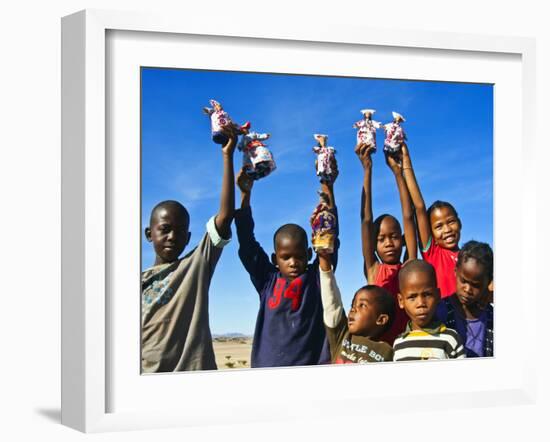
[310,191,338,253]
[383,112,407,155]
[237,127,276,180]
[353,109,381,151]
[202,99,250,145]
[313,134,337,184]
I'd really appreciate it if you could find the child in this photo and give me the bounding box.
[393,260,465,361]
[141,131,237,373]
[400,143,462,298]
[318,251,395,363]
[234,165,339,368]
[436,240,494,357]
[357,142,417,346]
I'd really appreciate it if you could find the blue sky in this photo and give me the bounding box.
[141,68,493,335]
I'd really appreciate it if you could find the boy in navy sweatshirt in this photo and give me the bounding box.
[234,167,339,368]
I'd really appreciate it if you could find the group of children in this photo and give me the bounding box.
[141,121,494,373]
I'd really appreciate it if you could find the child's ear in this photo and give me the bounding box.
[397,293,404,309]
[271,253,278,267]
[376,314,389,326]
[488,280,494,292]
[435,288,441,303]
[307,247,313,261]
[145,227,152,242]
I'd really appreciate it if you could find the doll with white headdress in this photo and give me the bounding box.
[238,126,276,180]
[383,112,407,155]
[202,99,250,145]
[353,109,382,151]
[313,134,337,184]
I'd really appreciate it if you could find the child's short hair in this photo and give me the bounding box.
[398,259,437,290]
[457,240,493,281]
[273,223,308,250]
[149,200,190,226]
[354,285,396,333]
[427,200,460,222]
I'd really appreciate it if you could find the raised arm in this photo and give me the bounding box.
[214,130,237,239]
[235,168,273,293]
[237,168,253,209]
[385,153,417,261]
[401,143,431,250]
[356,143,378,282]
[318,252,345,328]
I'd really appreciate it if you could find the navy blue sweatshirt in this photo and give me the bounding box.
[235,206,338,368]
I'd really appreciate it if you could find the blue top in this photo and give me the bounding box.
[436,295,493,358]
[235,206,338,368]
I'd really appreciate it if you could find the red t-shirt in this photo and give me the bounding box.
[421,236,459,298]
[374,263,409,346]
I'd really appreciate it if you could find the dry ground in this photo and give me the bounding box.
[213,338,253,370]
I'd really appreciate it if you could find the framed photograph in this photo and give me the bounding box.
[61,9,537,433]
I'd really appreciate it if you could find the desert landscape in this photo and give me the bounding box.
[213,334,253,370]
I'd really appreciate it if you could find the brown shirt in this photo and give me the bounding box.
[326,315,394,364]
[141,217,229,373]
[319,268,393,364]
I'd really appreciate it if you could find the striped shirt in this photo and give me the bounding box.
[393,321,466,361]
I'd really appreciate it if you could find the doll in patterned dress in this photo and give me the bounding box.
[383,112,407,155]
[313,134,337,184]
[203,99,250,145]
[353,109,381,152]
[238,126,276,180]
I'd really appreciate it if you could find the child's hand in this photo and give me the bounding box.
[355,142,375,169]
[236,168,254,194]
[221,127,238,156]
[317,249,333,271]
[385,152,402,175]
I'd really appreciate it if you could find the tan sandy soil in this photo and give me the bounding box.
[213,338,253,370]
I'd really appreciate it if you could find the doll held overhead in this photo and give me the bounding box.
[353,108,381,152]
[203,99,250,145]
[237,125,276,181]
[313,133,337,185]
[383,111,407,155]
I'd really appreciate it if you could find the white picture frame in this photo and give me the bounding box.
[61,9,537,433]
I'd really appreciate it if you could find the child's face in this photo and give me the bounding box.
[348,290,387,337]
[273,236,310,282]
[376,217,403,264]
[146,207,190,265]
[455,258,491,307]
[398,271,440,330]
[429,206,461,250]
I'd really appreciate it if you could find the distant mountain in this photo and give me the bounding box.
[212,332,252,338]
